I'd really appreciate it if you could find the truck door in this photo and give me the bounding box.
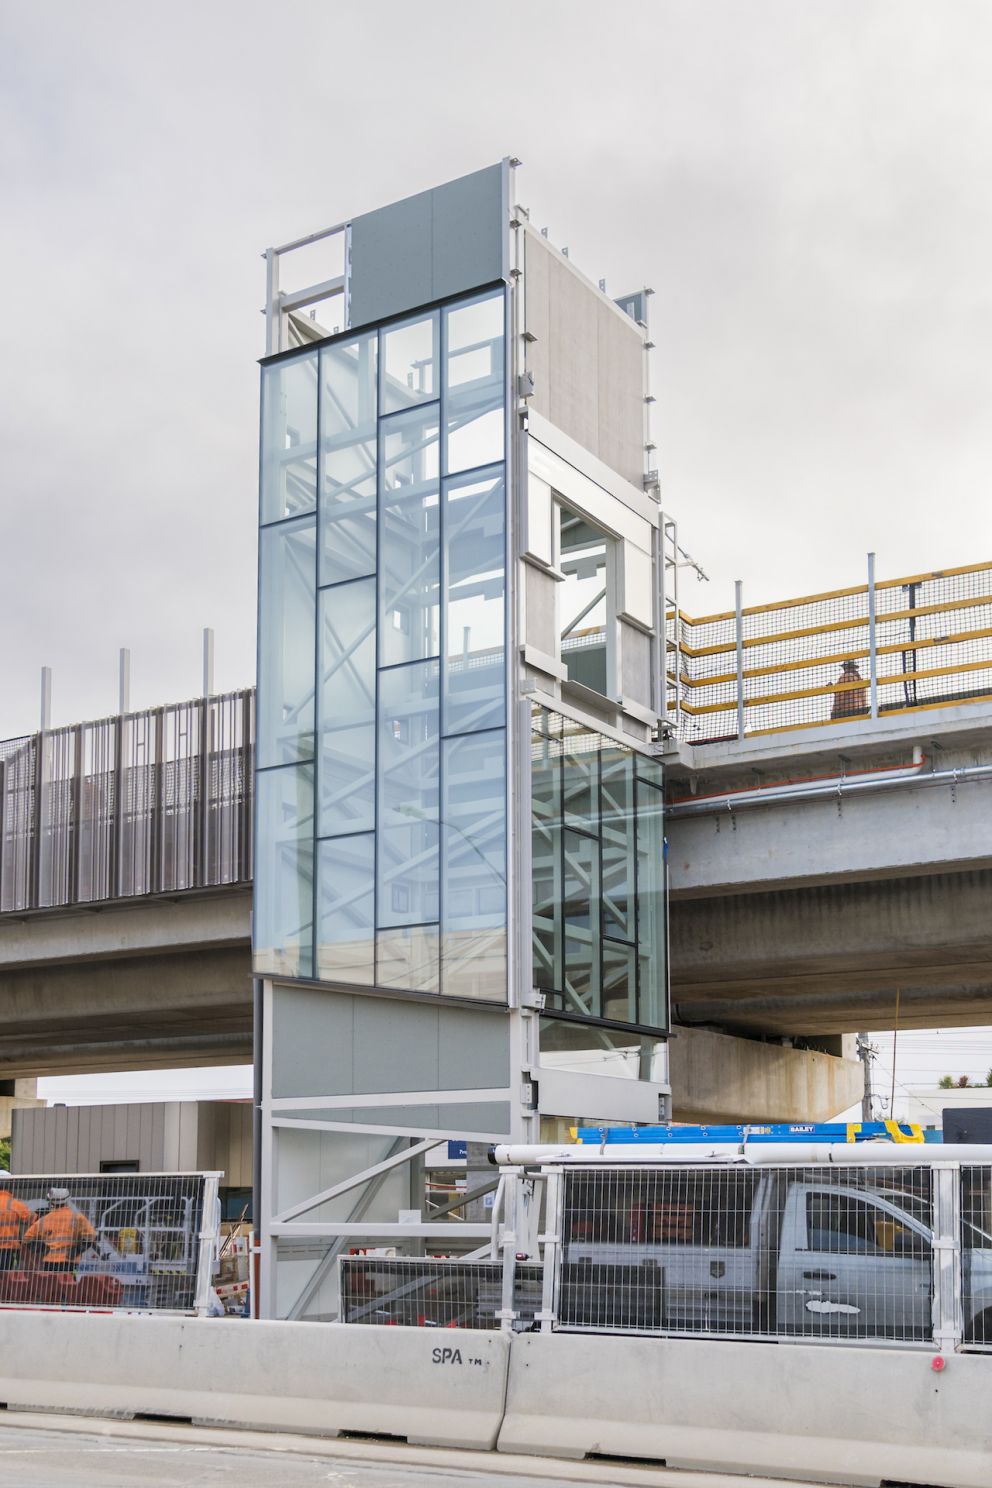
[776,1184,932,1340]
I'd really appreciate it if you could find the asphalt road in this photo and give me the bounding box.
[0,1418,794,1488]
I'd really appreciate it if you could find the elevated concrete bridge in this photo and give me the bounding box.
[2,557,991,1118]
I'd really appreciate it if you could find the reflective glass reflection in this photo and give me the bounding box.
[442,731,506,1002]
[257,517,316,767]
[260,353,318,525]
[445,292,504,475]
[443,468,505,734]
[317,834,374,984]
[318,579,375,837]
[530,707,668,1036]
[380,407,440,666]
[381,312,438,415]
[319,333,377,586]
[377,661,439,928]
[539,1019,666,1082]
[254,764,314,979]
[376,925,440,995]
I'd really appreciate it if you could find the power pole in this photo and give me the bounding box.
[856,1032,874,1122]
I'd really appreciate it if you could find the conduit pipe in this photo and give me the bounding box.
[492,1140,992,1167]
[666,749,992,818]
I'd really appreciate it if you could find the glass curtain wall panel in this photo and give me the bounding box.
[319,332,377,587]
[317,834,374,984]
[531,707,668,1038]
[441,730,506,1001]
[379,407,441,667]
[260,352,318,525]
[257,517,316,767]
[444,292,504,474]
[317,579,376,837]
[255,764,314,978]
[442,467,505,735]
[256,286,507,999]
[377,659,440,932]
[381,312,438,414]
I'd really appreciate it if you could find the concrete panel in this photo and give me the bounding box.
[271,987,355,1099]
[596,298,645,488]
[670,1025,863,1123]
[437,1004,511,1089]
[499,1332,992,1487]
[349,165,504,329]
[353,998,440,1094]
[0,1312,509,1450]
[0,890,251,969]
[668,772,992,897]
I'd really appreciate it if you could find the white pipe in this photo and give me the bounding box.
[492,1140,992,1167]
[668,752,992,820]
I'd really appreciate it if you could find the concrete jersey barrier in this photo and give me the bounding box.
[498,1331,992,1488]
[0,1312,509,1451]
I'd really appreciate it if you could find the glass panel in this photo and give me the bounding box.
[319,333,377,586]
[540,1019,663,1081]
[531,717,562,999]
[376,925,440,995]
[257,517,316,767]
[317,834,374,985]
[443,467,505,734]
[562,829,599,1018]
[377,661,439,928]
[442,731,506,1002]
[317,579,375,837]
[602,940,637,1024]
[260,352,318,525]
[380,407,440,666]
[559,505,610,698]
[600,751,634,942]
[636,778,667,1031]
[254,764,314,978]
[444,292,504,475]
[381,312,438,415]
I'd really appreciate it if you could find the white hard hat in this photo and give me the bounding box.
[47,1186,70,1203]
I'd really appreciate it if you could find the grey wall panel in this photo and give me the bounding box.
[271,987,355,1099]
[523,563,558,659]
[437,1004,510,1088]
[621,624,653,712]
[271,986,512,1100]
[349,164,505,328]
[596,300,645,486]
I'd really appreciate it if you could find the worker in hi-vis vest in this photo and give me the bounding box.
[0,1186,32,1270]
[22,1187,97,1271]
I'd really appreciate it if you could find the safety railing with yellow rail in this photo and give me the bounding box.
[667,556,992,743]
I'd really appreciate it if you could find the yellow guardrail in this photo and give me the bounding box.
[667,559,992,742]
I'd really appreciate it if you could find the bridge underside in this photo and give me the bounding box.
[0,891,253,1078]
[671,867,992,1035]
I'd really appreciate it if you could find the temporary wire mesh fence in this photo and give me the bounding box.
[961,1165,992,1350]
[0,1172,218,1314]
[339,1256,544,1330]
[668,560,992,743]
[557,1164,937,1343]
[0,690,253,912]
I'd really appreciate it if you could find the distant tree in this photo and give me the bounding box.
[957,1075,973,1088]
[938,1075,955,1089]
[0,1137,9,1172]
[987,1070,992,1087]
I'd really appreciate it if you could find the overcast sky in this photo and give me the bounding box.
[3,0,992,735]
[4,2,992,1107]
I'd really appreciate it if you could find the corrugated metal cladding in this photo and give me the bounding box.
[11,1101,252,1186]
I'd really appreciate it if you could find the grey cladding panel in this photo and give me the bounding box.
[270,986,511,1100]
[271,986,355,1099]
[349,164,506,327]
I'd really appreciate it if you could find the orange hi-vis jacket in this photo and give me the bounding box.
[22,1204,97,1265]
[0,1189,32,1250]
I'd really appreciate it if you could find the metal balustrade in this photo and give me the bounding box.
[668,558,992,743]
[0,689,253,913]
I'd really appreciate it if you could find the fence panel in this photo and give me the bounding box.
[0,1172,219,1315]
[556,1164,935,1344]
[961,1164,992,1350]
[339,1256,544,1330]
